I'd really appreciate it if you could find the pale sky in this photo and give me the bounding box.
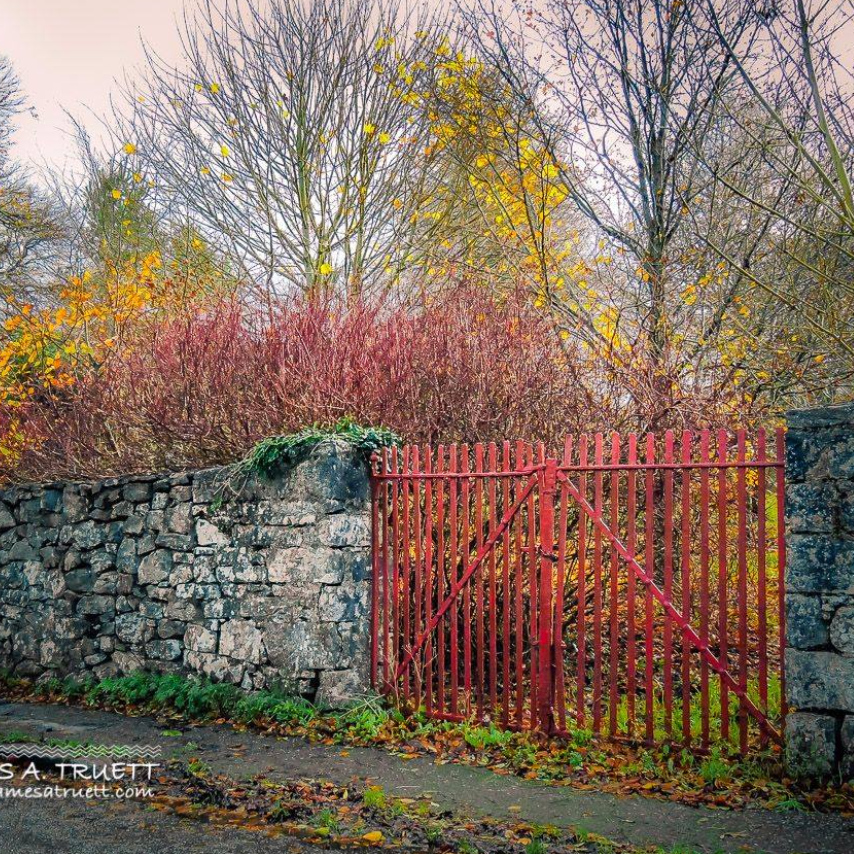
[2,0,192,172]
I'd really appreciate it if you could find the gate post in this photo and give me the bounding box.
[537,457,559,732]
[784,402,854,778]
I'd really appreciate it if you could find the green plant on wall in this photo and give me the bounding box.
[238,417,401,478]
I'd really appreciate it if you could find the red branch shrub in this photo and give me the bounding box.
[2,288,613,482]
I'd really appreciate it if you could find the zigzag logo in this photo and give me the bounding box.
[0,744,162,760]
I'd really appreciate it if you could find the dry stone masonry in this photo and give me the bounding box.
[0,440,373,707]
[785,402,854,777]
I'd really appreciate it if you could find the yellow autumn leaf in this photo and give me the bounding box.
[133,173,143,183]
[123,142,137,155]
[220,144,230,157]
[210,82,220,94]
[221,173,233,182]
[319,262,333,275]
[111,189,122,200]
[362,831,384,844]
[378,132,391,144]
[363,123,376,135]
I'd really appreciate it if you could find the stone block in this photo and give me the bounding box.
[164,599,202,622]
[76,595,115,617]
[138,550,173,585]
[786,536,854,594]
[842,488,854,535]
[8,541,37,561]
[787,483,837,533]
[830,605,854,654]
[165,502,192,535]
[787,403,854,430]
[116,539,137,572]
[196,518,229,547]
[787,595,829,651]
[170,485,192,502]
[217,549,266,584]
[71,520,106,550]
[155,533,193,550]
[157,619,186,639]
[295,439,370,507]
[191,470,221,504]
[316,514,371,548]
[185,649,244,683]
[319,582,367,622]
[115,613,153,645]
[146,639,183,661]
[185,623,218,653]
[61,488,86,523]
[203,599,237,620]
[828,435,854,480]
[93,572,118,595]
[268,547,314,584]
[123,515,145,536]
[169,564,194,586]
[787,649,854,712]
[64,568,96,594]
[315,668,367,708]
[113,650,146,674]
[219,619,265,664]
[785,712,837,778]
[90,551,116,574]
[264,618,342,673]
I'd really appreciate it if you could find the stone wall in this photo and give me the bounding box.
[0,440,373,707]
[785,402,854,777]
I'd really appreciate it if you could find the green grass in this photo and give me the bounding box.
[459,721,514,750]
[601,674,782,753]
[313,807,340,832]
[0,730,37,744]
[362,785,386,810]
[186,757,211,778]
[32,670,320,726]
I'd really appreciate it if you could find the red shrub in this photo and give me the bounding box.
[3,287,610,481]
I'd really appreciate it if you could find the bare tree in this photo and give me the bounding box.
[113,0,455,299]
[0,57,63,303]
[454,1,790,425]
[694,0,854,388]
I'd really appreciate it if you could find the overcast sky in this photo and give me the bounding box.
[2,0,193,172]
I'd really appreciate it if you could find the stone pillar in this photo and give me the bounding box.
[785,402,854,778]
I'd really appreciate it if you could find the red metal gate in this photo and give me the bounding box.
[370,429,786,753]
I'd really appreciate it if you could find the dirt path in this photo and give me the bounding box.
[2,700,853,854]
